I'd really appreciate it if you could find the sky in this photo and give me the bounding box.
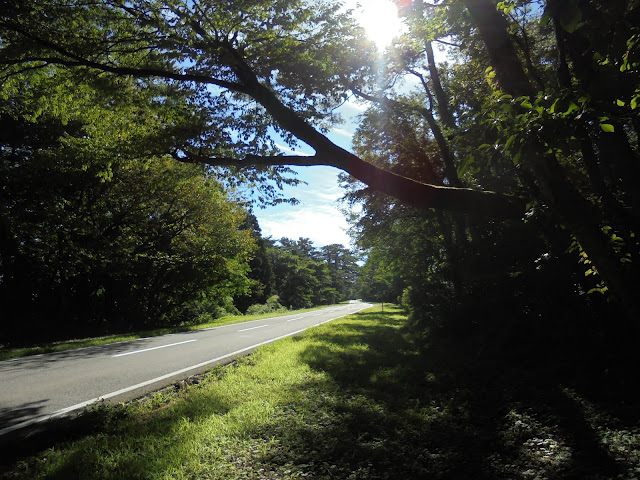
[253,0,405,248]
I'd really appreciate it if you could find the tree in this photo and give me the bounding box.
[0,63,254,343]
[233,212,276,313]
[364,0,640,323]
[268,238,320,309]
[319,244,360,302]
[1,0,638,320]
[0,0,522,218]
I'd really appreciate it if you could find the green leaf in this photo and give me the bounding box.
[457,155,475,176]
[600,123,615,133]
[611,234,624,243]
[558,0,583,33]
[564,102,579,115]
[616,99,625,107]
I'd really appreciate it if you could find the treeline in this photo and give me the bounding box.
[234,228,360,315]
[3,0,639,372]
[345,0,640,371]
[0,69,358,346]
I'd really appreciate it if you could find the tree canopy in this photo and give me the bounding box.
[1,0,639,330]
[0,65,256,342]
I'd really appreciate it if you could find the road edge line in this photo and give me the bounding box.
[0,303,372,437]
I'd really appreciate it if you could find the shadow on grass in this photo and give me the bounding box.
[3,306,638,479]
[0,366,242,478]
[250,307,636,480]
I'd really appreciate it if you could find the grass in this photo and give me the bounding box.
[2,305,639,479]
[0,304,337,361]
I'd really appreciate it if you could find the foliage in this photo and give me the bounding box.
[245,295,288,316]
[265,237,359,309]
[0,0,638,376]
[232,213,276,313]
[0,0,374,204]
[342,0,640,349]
[0,66,254,344]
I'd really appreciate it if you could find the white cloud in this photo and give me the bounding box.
[274,142,314,156]
[330,127,354,139]
[260,206,351,247]
[253,166,353,247]
[342,97,370,113]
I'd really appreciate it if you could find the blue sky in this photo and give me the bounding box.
[253,0,404,248]
[253,99,366,248]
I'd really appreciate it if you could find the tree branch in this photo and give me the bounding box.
[0,21,251,95]
[174,150,526,219]
[3,14,526,220]
[352,88,461,186]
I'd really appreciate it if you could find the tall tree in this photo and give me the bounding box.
[0,64,254,343]
[2,0,639,320]
[233,212,276,313]
[0,0,523,217]
[319,244,360,302]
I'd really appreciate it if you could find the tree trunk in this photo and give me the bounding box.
[425,41,457,129]
[527,150,639,325]
[462,0,640,323]
[461,0,537,98]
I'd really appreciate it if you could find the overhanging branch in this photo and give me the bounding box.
[174,150,527,219]
[3,14,526,220]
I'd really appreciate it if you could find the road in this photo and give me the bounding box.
[0,301,371,437]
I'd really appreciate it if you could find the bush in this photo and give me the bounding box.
[246,295,288,315]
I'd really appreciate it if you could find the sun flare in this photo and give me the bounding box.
[351,0,405,51]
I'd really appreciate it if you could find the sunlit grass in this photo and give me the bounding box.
[4,305,425,479]
[3,304,639,479]
[0,304,339,361]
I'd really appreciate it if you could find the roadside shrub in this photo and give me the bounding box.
[246,295,288,315]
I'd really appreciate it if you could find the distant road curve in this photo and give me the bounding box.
[0,301,372,437]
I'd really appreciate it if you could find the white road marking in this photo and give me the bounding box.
[0,328,307,437]
[112,339,197,358]
[286,317,304,322]
[238,324,269,332]
[0,303,373,437]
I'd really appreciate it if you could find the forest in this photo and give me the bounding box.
[2,0,640,477]
[1,0,639,403]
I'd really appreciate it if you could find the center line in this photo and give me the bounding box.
[112,339,197,358]
[287,317,304,322]
[238,324,269,332]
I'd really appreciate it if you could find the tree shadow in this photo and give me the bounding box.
[0,365,242,475]
[250,308,634,479]
[0,330,211,370]
[2,308,637,479]
[0,401,48,433]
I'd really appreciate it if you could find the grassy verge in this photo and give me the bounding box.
[0,304,337,361]
[2,305,639,479]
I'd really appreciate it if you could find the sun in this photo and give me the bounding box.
[350,0,405,51]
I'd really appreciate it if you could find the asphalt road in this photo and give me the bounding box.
[0,301,371,437]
